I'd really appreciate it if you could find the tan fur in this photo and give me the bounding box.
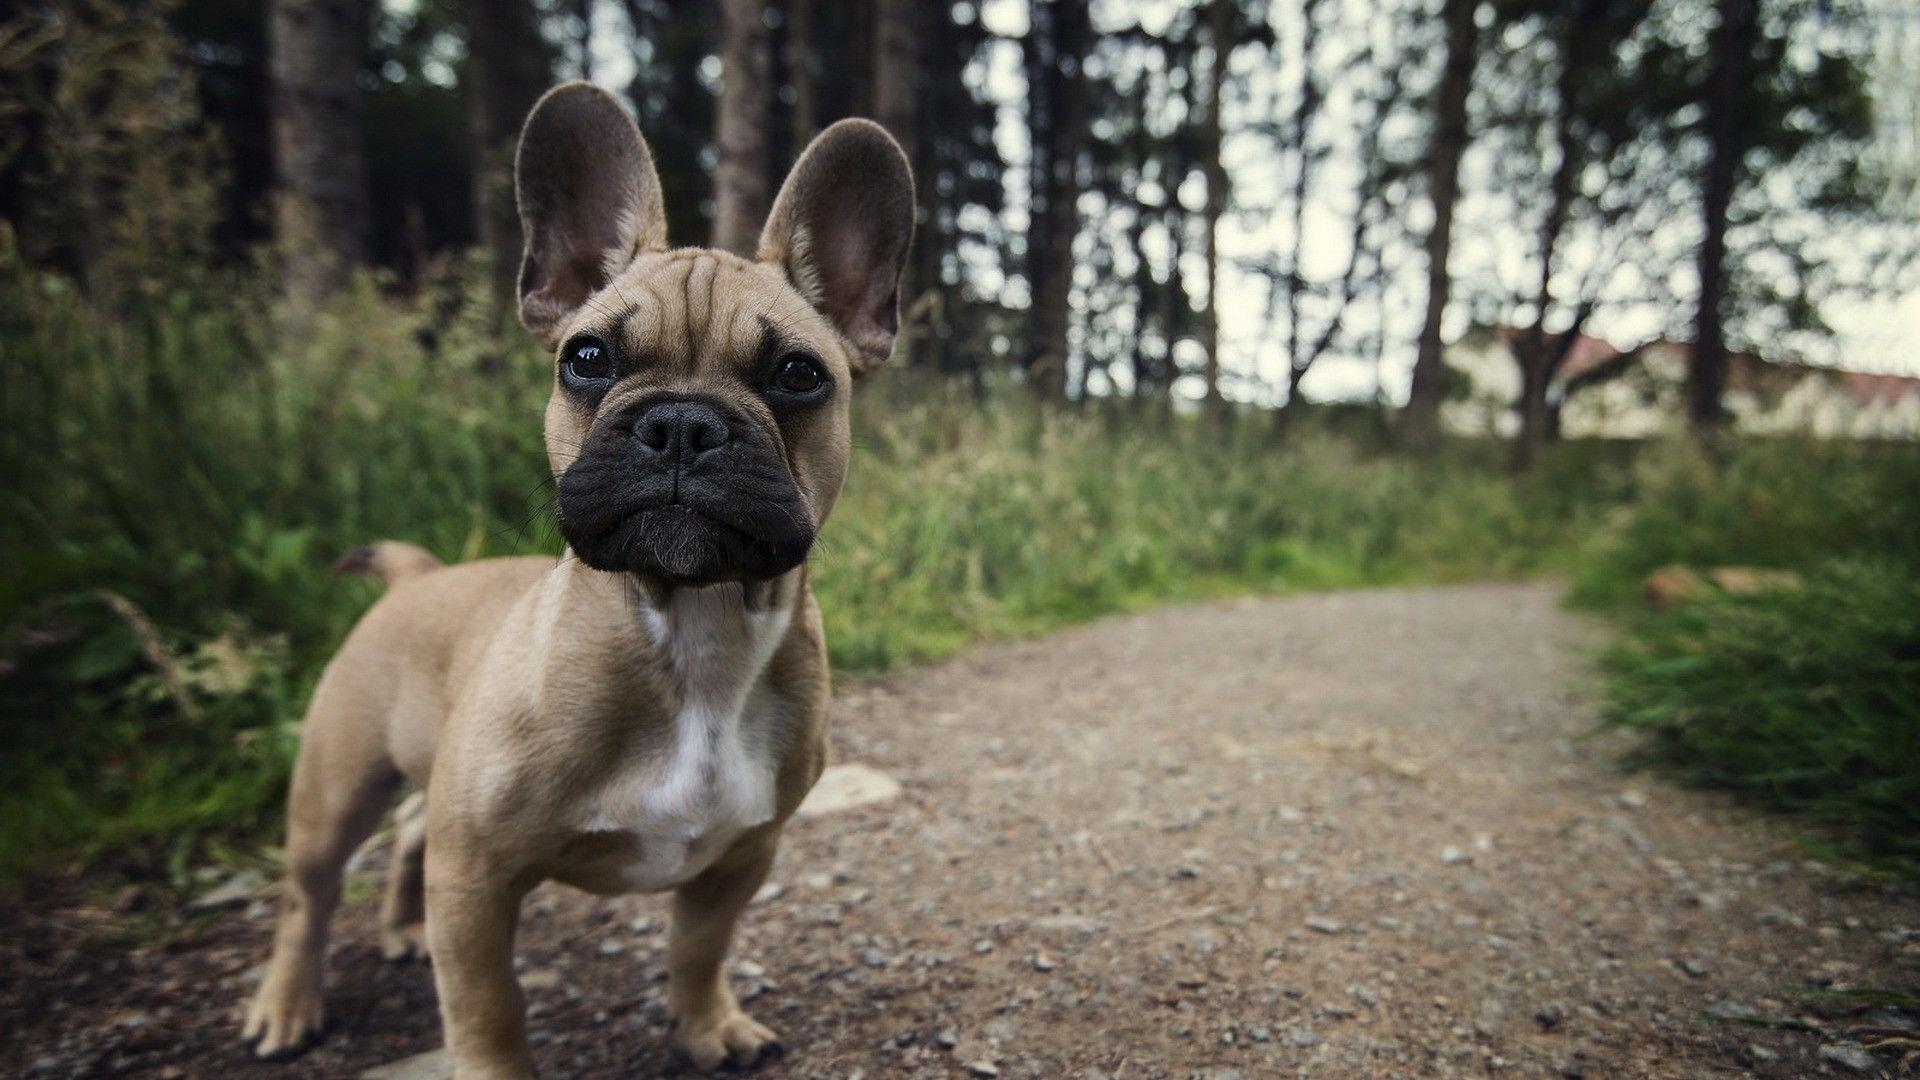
[242,83,912,1077]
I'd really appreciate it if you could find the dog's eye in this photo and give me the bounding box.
[561,336,613,385]
[771,354,826,397]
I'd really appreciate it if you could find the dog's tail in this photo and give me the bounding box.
[332,540,444,588]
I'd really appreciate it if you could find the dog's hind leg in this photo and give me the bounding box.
[243,681,400,1060]
[379,792,429,961]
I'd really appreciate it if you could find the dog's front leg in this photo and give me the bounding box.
[425,847,535,1079]
[667,837,781,1071]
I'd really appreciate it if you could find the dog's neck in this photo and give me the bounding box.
[551,558,803,720]
[558,564,800,844]
[629,573,799,696]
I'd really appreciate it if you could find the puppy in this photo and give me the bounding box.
[240,82,913,1077]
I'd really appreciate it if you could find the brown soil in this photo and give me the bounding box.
[5,584,1917,1078]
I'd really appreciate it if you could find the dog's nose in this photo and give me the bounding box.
[633,400,731,462]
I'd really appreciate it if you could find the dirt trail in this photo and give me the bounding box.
[7,583,1919,1078]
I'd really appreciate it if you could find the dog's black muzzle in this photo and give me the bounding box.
[556,395,816,584]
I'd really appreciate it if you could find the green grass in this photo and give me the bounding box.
[0,256,1627,882]
[1571,439,1920,876]
[4,248,1919,884]
[1596,563,1920,872]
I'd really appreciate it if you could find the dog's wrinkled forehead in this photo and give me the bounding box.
[562,248,846,386]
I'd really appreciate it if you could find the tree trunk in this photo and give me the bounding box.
[872,0,920,164]
[1127,82,1154,400]
[465,0,553,313]
[1199,0,1231,424]
[1160,209,1187,419]
[1401,0,1476,446]
[1023,0,1088,402]
[1273,0,1322,432]
[1690,0,1755,435]
[785,0,816,148]
[872,0,924,364]
[713,0,773,255]
[1511,6,1593,472]
[268,0,369,306]
[1512,336,1552,471]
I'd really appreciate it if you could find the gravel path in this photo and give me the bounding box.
[6,583,1918,1078]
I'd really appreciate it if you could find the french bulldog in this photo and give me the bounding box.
[241,82,914,1077]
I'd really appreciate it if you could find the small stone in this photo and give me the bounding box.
[1032,952,1056,972]
[1305,916,1343,935]
[360,1048,453,1080]
[861,948,888,968]
[973,939,995,954]
[520,969,562,991]
[965,1062,999,1078]
[1817,1044,1876,1073]
[1290,1028,1322,1048]
[598,939,624,956]
[1441,846,1470,866]
[1617,790,1647,810]
[796,763,903,818]
[752,882,784,904]
[188,870,266,911]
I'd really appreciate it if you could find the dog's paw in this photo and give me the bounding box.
[241,976,326,1060]
[672,1009,780,1072]
[380,921,430,962]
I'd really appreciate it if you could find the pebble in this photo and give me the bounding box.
[1816,1044,1877,1073]
[360,1048,452,1080]
[187,870,265,911]
[1305,916,1343,934]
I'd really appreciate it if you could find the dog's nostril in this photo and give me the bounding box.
[688,416,729,453]
[635,414,673,452]
[634,402,731,458]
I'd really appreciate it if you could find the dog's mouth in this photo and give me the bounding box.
[557,476,816,585]
[588,503,812,584]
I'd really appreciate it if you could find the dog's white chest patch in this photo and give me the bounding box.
[585,586,789,893]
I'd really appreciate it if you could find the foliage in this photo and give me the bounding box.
[1598,563,1920,872]
[0,261,1624,882]
[1572,438,1920,874]
[1568,437,1920,607]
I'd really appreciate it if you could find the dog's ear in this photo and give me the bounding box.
[515,82,667,348]
[759,119,915,377]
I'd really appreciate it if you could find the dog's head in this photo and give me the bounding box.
[513,83,913,587]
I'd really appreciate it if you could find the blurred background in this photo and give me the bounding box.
[0,0,1916,889]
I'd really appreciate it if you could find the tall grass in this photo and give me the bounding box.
[0,257,1623,881]
[1572,440,1920,875]
[1599,563,1920,870]
[5,250,1918,883]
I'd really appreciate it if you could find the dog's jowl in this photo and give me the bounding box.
[241,82,913,1077]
